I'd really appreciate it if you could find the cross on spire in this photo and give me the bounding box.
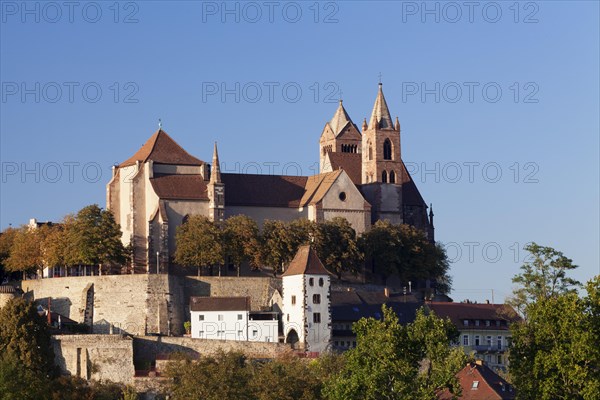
[339,89,343,102]
[158,118,163,130]
[378,72,383,84]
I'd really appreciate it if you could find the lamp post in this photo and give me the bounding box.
[156,251,160,274]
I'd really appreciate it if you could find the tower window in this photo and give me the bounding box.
[291,295,296,305]
[313,294,321,304]
[389,170,396,184]
[319,278,324,287]
[383,139,392,160]
[382,170,388,183]
[313,313,321,323]
[368,146,373,160]
[309,278,314,286]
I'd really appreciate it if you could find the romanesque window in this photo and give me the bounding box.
[389,170,396,184]
[382,170,388,183]
[383,139,392,160]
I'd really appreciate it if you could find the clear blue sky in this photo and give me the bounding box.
[1,1,598,302]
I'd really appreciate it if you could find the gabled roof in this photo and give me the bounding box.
[328,100,357,137]
[300,170,343,206]
[331,290,420,323]
[150,175,209,200]
[222,173,308,207]
[368,83,394,130]
[325,152,362,185]
[190,296,250,312]
[120,129,205,167]
[428,302,520,330]
[439,362,516,400]
[282,245,331,277]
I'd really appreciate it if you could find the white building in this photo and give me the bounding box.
[190,296,277,342]
[282,245,331,354]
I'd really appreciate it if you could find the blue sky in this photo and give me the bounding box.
[1,1,598,302]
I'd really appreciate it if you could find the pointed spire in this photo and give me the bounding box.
[210,142,221,183]
[362,118,368,131]
[395,116,400,131]
[329,99,353,136]
[369,83,393,130]
[429,203,434,226]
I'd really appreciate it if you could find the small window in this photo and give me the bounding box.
[463,320,469,326]
[498,354,503,364]
[237,314,243,320]
[291,295,296,305]
[199,315,204,321]
[472,381,479,389]
[497,336,502,349]
[486,320,491,327]
[382,170,388,183]
[319,278,324,287]
[463,335,469,346]
[199,331,204,337]
[496,320,501,327]
[218,314,224,321]
[252,330,258,337]
[238,330,243,337]
[313,313,321,323]
[389,170,396,183]
[486,336,492,346]
[339,192,346,201]
[309,278,314,286]
[475,320,480,326]
[313,294,321,304]
[475,335,480,346]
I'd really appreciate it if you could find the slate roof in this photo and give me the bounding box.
[150,175,209,200]
[326,152,362,185]
[222,173,308,207]
[428,302,520,330]
[281,245,331,277]
[120,129,205,167]
[400,161,426,206]
[439,362,516,400]
[331,290,420,324]
[190,296,250,312]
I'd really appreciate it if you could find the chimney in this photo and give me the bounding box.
[485,299,490,304]
[384,287,390,298]
[475,359,484,366]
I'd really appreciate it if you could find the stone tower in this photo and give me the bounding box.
[319,100,362,171]
[361,83,402,184]
[282,245,331,354]
[207,142,225,224]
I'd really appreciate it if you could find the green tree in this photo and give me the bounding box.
[0,352,50,400]
[250,355,323,400]
[71,205,126,274]
[314,217,362,279]
[223,215,259,276]
[509,281,599,400]
[359,221,452,294]
[509,242,580,316]
[42,216,80,272]
[174,215,223,276]
[324,305,465,400]
[163,351,253,400]
[0,298,55,378]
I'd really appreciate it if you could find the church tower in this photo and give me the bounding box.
[361,83,402,185]
[319,100,362,172]
[282,245,331,354]
[207,142,225,224]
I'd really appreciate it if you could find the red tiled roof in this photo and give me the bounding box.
[428,302,520,330]
[150,175,209,200]
[439,362,516,399]
[120,129,205,167]
[326,152,362,184]
[190,296,250,312]
[222,173,308,207]
[282,245,332,277]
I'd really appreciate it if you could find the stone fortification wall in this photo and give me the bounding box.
[52,334,135,384]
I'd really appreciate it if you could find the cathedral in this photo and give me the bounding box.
[106,83,434,270]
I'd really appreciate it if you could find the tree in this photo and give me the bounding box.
[0,227,18,282]
[174,215,223,275]
[42,216,79,273]
[4,225,50,278]
[163,351,253,400]
[0,352,50,400]
[509,242,580,317]
[509,280,599,400]
[223,215,259,276]
[314,217,362,279]
[0,298,55,377]
[71,205,127,274]
[324,305,465,400]
[359,221,452,294]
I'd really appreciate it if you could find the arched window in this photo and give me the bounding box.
[368,146,373,160]
[383,139,392,160]
[389,170,396,184]
[382,170,388,183]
